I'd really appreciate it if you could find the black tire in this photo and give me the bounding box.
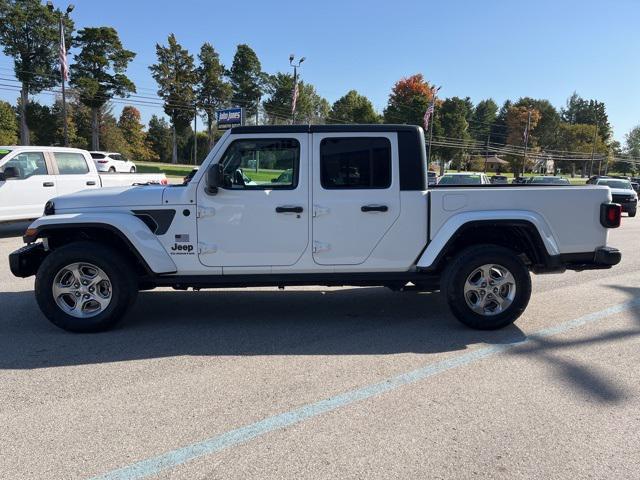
[628,209,636,218]
[442,245,531,330]
[35,241,138,333]
[130,166,136,173]
[108,167,116,173]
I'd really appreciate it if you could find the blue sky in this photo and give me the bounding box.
[0,0,638,142]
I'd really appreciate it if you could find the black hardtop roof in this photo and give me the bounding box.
[229,124,423,134]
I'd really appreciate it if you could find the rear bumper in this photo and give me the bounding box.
[9,242,47,278]
[535,246,622,273]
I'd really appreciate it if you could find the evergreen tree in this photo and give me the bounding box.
[118,106,153,161]
[71,27,136,150]
[0,100,18,145]
[0,0,73,144]
[150,34,196,163]
[147,115,172,163]
[229,44,264,118]
[328,90,381,124]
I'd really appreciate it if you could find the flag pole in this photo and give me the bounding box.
[59,15,68,147]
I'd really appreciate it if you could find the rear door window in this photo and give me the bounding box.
[320,137,391,189]
[54,152,90,175]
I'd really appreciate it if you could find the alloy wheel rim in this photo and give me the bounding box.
[463,263,516,316]
[52,262,112,319]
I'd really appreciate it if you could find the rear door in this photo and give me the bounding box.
[0,151,57,221]
[52,151,100,195]
[311,133,400,265]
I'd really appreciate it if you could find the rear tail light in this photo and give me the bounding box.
[160,178,168,185]
[600,203,622,228]
[97,160,108,164]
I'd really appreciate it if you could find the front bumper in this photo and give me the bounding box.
[620,201,637,212]
[9,242,47,278]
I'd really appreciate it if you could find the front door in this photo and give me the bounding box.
[0,151,57,221]
[312,133,401,265]
[196,134,309,268]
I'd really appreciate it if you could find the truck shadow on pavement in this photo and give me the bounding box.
[0,287,528,369]
[1,286,638,406]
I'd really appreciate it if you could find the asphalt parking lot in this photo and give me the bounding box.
[1,218,639,479]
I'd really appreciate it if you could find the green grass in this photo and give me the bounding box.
[136,161,285,183]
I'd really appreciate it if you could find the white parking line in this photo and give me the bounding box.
[89,298,640,480]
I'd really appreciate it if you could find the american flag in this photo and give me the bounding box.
[423,86,440,131]
[59,23,69,81]
[291,81,299,114]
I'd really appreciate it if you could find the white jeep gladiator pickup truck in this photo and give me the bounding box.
[9,125,622,333]
[0,146,167,223]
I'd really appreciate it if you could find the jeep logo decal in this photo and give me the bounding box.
[171,243,194,253]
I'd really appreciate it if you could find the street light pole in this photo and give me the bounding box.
[589,121,599,177]
[522,109,532,177]
[47,2,74,147]
[289,54,305,124]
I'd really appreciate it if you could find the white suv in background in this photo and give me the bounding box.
[89,151,137,173]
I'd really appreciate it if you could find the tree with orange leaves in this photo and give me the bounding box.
[383,74,435,126]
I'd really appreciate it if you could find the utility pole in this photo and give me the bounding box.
[193,110,197,165]
[255,96,260,125]
[589,121,599,177]
[47,2,74,147]
[484,133,490,172]
[289,54,305,124]
[522,109,532,177]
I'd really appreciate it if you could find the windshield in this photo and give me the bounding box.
[0,148,12,161]
[438,174,481,185]
[596,179,632,189]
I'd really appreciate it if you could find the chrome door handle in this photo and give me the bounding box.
[86,181,96,186]
[43,182,54,187]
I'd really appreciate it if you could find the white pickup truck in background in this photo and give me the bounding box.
[0,146,167,223]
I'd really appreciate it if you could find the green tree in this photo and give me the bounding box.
[506,106,541,175]
[616,125,640,175]
[99,110,128,154]
[0,100,17,144]
[229,44,264,118]
[436,97,471,169]
[118,106,153,161]
[469,99,498,142]
[0,0,73,144]
[147,114,172,162]
[262,72,329,124]
[383,73,435,126]
[328,90,380,124]
[150,34,196,163]
[514,97,560,149]
[491,100,512,146]
[196,43,232,149]
[561,92,611,141]
[556,123,607,176]
[70,26,136,150]
[21,101,56,145]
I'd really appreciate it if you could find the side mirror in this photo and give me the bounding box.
[205,164,223,195]
[1,166,18,180]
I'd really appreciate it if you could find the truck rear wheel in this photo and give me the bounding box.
[35,241,138,333]
[443,245,531,330]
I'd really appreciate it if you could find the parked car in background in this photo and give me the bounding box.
[594,177,637,217]
[437,172,490,185]
[527,176,571,185]
[490,175,508,184]
[427,171,438,186]
[631,182,639,194]
[90,151,137,173]
[0,146,166,223]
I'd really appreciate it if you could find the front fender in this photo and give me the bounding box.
[26,213,177,274]
[417,210,560,269]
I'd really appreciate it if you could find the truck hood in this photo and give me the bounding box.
[608,187,638,197]
[52,185,166,211]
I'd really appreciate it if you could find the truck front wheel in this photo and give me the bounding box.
[443,245,531,330]
[35,241,138,333]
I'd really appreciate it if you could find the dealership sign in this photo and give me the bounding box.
[216,108,244,129]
